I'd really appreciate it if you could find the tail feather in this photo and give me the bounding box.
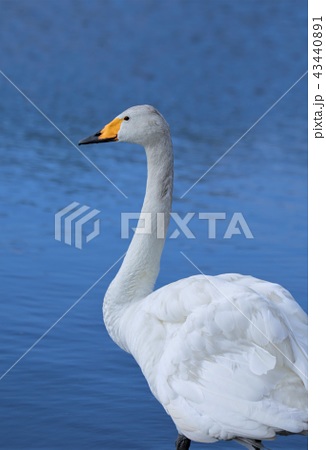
[235,429,307,448]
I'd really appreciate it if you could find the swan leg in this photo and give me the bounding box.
[236,438,264,449]
[253,440,263,450]
[175,434,191,450]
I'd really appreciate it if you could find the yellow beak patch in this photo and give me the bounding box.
[99,117,123,141]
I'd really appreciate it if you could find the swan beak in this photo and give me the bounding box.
[78,117,123,145]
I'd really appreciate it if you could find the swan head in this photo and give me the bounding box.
[78,104,170,148]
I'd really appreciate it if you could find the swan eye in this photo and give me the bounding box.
[124,116,130,121]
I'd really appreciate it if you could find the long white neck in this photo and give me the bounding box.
[103,134,173,347]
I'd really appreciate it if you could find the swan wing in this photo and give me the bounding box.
[135,274,307,442]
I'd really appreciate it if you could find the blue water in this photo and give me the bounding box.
[0,1,307,449]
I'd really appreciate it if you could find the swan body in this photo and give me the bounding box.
[79,105,308,449]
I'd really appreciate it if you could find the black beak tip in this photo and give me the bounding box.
[78,130,102,146]
[78,135,97,145]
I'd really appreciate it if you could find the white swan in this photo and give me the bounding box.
[79,105,308,449]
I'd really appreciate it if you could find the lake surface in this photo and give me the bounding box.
[0,1,307,449]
